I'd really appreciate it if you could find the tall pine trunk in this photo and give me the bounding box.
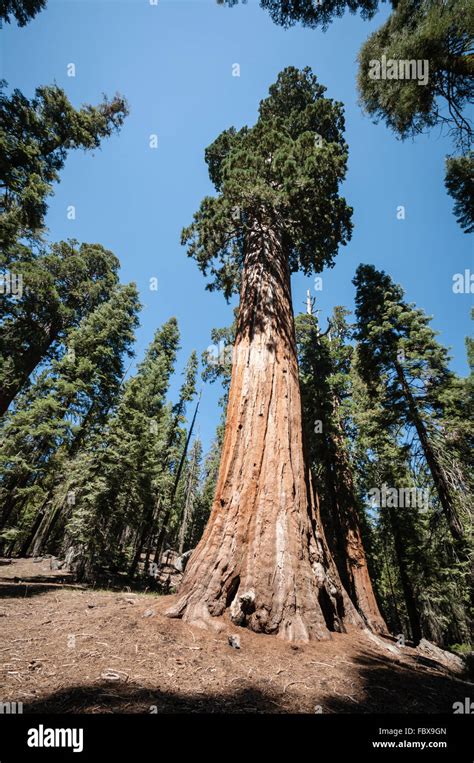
[153,396,200,562]
[387,505,422,645]
[394,361,464,544]
[167,212,362,640]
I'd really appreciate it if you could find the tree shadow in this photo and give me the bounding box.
[22,682,280,714]
[0,581,83,599]
[17,650,472,714]
[319,652,471,714]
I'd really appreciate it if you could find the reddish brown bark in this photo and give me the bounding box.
[166,213,363,641]
[324,410,387,634]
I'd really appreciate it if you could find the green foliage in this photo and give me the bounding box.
[219,0,382,29]
[0,0,47,27]
[54,322,207,581]
[352,264,472,642]
[351,370,471,646]
[353,263,453,407]
[0,240,120,415]
[222,3,473,231]
[187,435,221,550]
[0,81,128,243]
[202,315,237,405]
[352,264,470,512]
[182,67,352,299]
[290,271,472,646]
[358,0,473,150]
[0,283,141,545]
[445,153,474,233]
[61,318,181,576]
[297,305,352,420]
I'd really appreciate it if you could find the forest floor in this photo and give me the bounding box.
[0,558,471,714]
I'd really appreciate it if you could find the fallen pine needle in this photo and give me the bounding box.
[283,681,311,693]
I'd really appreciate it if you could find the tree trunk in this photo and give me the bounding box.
[387,505,422,645]
[19,501,48,557]
[29,498,65,557]
[177,446,199,555]
[382,538,403,635]
[0,324,60,417]
[129,523,149,578]
[0,475,30,529]
[323,406,387,634]
[166,212,362,641]
[154,396,201,563]
[394,360,464,544]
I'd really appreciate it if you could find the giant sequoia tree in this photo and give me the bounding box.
[221,0,473,232]
[167,67,363,641]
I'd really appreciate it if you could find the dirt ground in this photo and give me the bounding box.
[0,558,471,714]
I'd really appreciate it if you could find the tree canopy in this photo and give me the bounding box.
[182,66,352,299]
[0,240,120,415]
[0,0,46,27]
[0,82,128,243]
[357,0,474,150]
[219,0,383,29]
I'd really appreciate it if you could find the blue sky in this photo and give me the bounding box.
[2,0,473,453]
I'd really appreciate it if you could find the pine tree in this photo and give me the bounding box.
[357,0,473,230]
[62,319,180,580]
[0,283,140,553]
[353,264,471,547]
[176,438,203,554]
[351,363,471,647]
[358,0,473,150]
[0,0,47,27]
[219,0,382,29]
[350,372,425,644]
[0,240,120,416]
[444,153,474,233]
[0,81,128,243]
[166,67,363,641]
[152,351,199,563]
[187,434,222,551]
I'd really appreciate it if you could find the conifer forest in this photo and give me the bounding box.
[0,0,472,754]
